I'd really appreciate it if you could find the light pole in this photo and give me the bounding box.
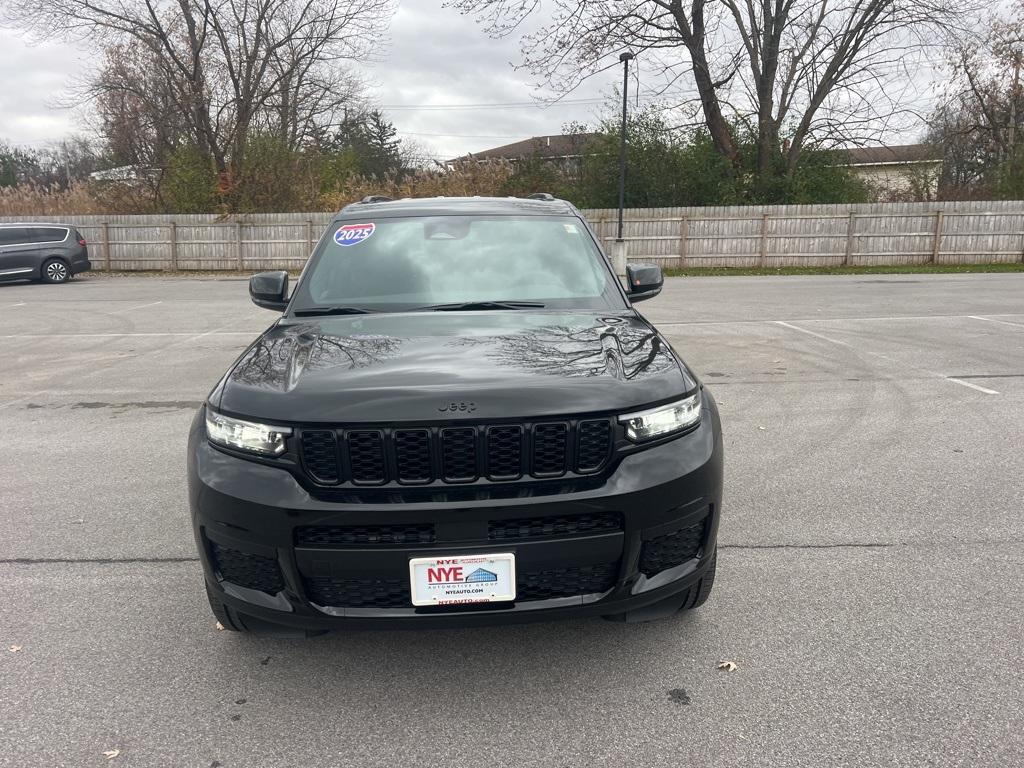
[617,51,635,242]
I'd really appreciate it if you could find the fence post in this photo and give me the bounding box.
[168,222,178,271]
[102,221,111,271]
[759,212,769,267]
[305,219,313,255]
[678,214,689,269]
[931,210,944,263]
[235,220,244,271]
[843,212,855,266]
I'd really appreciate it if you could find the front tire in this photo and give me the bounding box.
[41,258,70,284]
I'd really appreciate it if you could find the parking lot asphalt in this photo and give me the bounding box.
[1,272,1023,767]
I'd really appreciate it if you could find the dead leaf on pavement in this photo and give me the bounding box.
[102,749,120,760]
[717,660,738,672]
[9,645,22,653]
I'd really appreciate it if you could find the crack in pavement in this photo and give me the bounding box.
[721,538,1024,550]
[0,556,201,565]
[4,538,1024,565]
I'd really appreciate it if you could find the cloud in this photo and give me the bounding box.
[0,2,624,156]
[359,3,620,161]
[0,29,90,148]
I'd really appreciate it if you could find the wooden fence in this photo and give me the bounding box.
[3,200,1023,270]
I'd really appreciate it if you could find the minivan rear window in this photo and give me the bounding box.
[28,227,68,243]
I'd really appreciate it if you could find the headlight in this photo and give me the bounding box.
[619,392,702,442]
[205,410,292,456]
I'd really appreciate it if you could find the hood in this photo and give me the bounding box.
[215,311,693,423]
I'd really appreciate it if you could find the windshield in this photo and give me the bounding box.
[290,215,622,312]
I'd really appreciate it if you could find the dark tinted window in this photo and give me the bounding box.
[0,228,30,246]
[293,215,620,312]
[28,227,68,243]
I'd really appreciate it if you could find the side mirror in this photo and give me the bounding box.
[249,271,289,311]
[626,264,663,303]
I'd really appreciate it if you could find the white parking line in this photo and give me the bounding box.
[106,301,163,314]
[774,320,1000,396]
[968,315,1024,329]
[5,302,27,308]
[655,313,1024,328]
[946,377,1001,395]
[773,321,852,346]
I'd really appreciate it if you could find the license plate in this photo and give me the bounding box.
[409,553,516,606]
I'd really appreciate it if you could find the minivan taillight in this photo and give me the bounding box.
[78,238,87,246]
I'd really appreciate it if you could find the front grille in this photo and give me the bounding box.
[489,512,623,541]
[487,425,523,479]
[517,562,619,601]
[209,542,284,594]
[304,575,409,608]
[295,524,436,547]
[302,561,620,608]
[576,420,612,473]
[300,430,339,484]
[394,430,431,483]
[298,418,614,486]
[442,427,478,481]
[532,423,568,476]
[639,519,706,576]
[347,431,385,483]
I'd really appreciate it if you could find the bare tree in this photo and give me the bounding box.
[5,0,393,184]
[927,4,1024,197]
[449,0,977,181]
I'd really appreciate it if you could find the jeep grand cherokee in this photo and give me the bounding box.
[187,195,723,634]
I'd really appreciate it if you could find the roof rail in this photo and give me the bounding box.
[360,195,393,204]
[525,192,556,201]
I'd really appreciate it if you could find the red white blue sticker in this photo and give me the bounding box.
[334,222,375,246]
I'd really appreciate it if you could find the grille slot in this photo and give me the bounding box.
[532,423,568,476]
[639,519,706,576]
[300,430,339,484]
[296,524,436,547]
[209,542,284,594]
[516,562,618,601]
[304,576,409,608]
[489,512,623,541]
[576,420,612,473]
[441,427,478,482]
[487,425,524,479]
[347,430,385,483]
[394,429,432,483]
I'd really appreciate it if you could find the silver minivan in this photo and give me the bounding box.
[0,223,92,284]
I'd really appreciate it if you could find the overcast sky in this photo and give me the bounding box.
[0,1,621,162]
[0,0,936,161]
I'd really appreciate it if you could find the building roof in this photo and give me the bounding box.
[840,144,941,166]
[448,133,602,163]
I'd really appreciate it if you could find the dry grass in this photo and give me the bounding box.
[0,160,521,217]
[320,160,517,208]
[0,181,156,216]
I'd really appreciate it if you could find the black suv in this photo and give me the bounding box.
[188,196,723,634]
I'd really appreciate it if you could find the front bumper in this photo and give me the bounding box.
[187,395,723,629]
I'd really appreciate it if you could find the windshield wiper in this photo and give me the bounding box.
[293,306,375,316]
[413,300,546,312]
